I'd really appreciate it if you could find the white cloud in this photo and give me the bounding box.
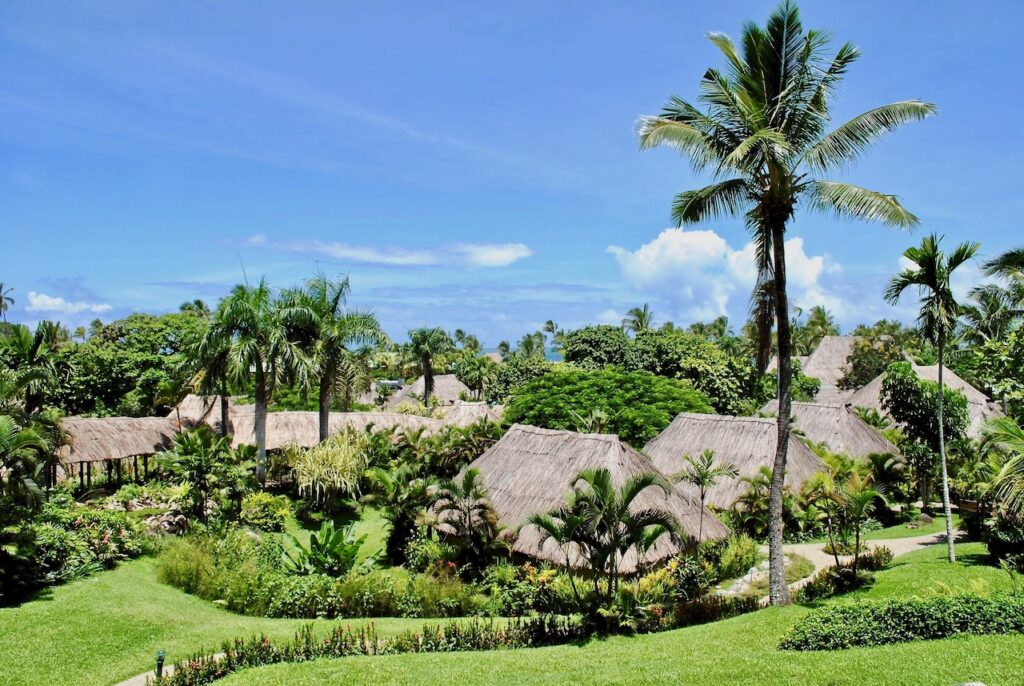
[596,308,623,325]
[247,236,533,269]
[607,228,844,322]
[26,291,111,315]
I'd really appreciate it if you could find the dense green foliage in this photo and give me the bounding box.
[781,593,1024,651]
[239,493,291,532]
[560,325,631,369]
[49,312,208,417]
[485,354,551,403]
[881,362,968,451]
[504,367,713,446]
[837,334,905,390]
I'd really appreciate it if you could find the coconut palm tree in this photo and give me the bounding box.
[362,463,433,564]
[189,315,233,437]
[638,1,932,603]
[405,328,454,406]
[959,284,1022,345]
[622,304,655,334]
[180,299,211,317]
[984,248,1024,282]
[298,274,386,440]
[210,280,314,482]
[672,449,738,542]
[515,331,545,358]
[0,283,13,322]
[885,234,979,563]
[528,468,679,606]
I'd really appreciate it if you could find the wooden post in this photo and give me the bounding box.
[134,456,140,483]
[78,463,85,490]
[116,459,122,485]
[106,460,112,485]
[86,462,92,489]
[143,455,149,480]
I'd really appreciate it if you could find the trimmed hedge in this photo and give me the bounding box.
[152,616,585,685]
[780,594,1024,651]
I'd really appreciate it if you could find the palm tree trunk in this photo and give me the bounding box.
[937,344,956,563]
[219,378,229,437]
[768,222,793,606]
[318,369,332,443]
[423,357,434,406]
[254,368,268,485]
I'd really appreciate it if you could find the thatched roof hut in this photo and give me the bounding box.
[759,400,899,458]
[60,416,178,464]
[387,374,470,408]
[228,411,445,450]
[433,402,503,426]
[453,424,728,573]
[643,413,826,509]
[483,352,504,364]
[847,365,1002,439]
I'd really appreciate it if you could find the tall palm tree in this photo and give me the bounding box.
[299,274,386,441]
[885,234,979,563]
[515,331,545,358]
[638,1,932,603]
[622,304,655,334]
[180,299,211,317]
[984,248,1024,282]
[959,283,1022,345]
[211,280,313,482]
[529,468,679,606]
[981,417,1024,516]
[672,449,738,542]
[189,313,233,437]
[405,328,453,406]
[0,283,13,322]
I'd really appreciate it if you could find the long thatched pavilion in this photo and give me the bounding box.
[643,413,826,509]
[759,400,900,458]
[451,424,729,573]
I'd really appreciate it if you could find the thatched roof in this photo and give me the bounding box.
[228,411,445,450]
[766,355,809,372]
[759,400,899,458]
[387,374,470,407]
[433,402,503,426]
[643,413,826,509]
[60,416,178,464]
[483,352,504,364]
[451,424,728,573]
[847,365,1002,439]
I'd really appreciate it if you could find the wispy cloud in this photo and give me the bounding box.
[26,291,111,315]
[245,235,533,268]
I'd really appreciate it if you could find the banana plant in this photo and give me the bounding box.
[283,520,379,577]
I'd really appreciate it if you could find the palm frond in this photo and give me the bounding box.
[804,101,936,172]
[671,178,749,225]
[805,180,919,228]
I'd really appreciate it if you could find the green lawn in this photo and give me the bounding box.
[216,543,1024,686]
[0,558,451,686]
[806,515,960,544]
[2,543,1021,686]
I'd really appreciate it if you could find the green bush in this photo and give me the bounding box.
[504,367,713,446]
[985,508,1024,572]
[561,325,631,369]
[155,617,587,686]
[240,493,291,532]
[781,594,1024,651]
[716,535,761,580]
[795,547,891,602]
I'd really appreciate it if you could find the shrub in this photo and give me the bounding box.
[561,325,631,369]
[405,534,460,575]
[154,617,587,686]
[984,508,1024,573]
[781,594,1024,651]
[239,493,291,532]
[716,534,761,580]
[672,594,763,628]
[266,574,343,619]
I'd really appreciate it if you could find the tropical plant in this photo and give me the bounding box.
[984,247,1024,283]
[0,415,49,603]
[622,304,655,334]
[432,468,504,571]
[208,280,314,482]
[159,426,247,522]
[405,328,454,406]
[290,431,368,511]
[638,1,931,604]
[528,468,680,613]
[672,449,738,542]
[560,325,632,369]
[362,463,434,564]
[885,234,980,562]
[981,417,1024,516]
[1,323,63,415]
[283,520,376,577]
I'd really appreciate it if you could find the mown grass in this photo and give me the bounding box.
[806,515,961,544]
[216,543,1024,686]
[0,558,453,686]
[279,505,390,564]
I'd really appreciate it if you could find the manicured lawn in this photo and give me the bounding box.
[806,515,960,544]
[217,543,1024,686]
[0,558,452,686]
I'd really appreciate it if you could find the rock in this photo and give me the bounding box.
[920,513,934,525]
[145,509,188,536]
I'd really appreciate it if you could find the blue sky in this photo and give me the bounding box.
[2,1,1021,346]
